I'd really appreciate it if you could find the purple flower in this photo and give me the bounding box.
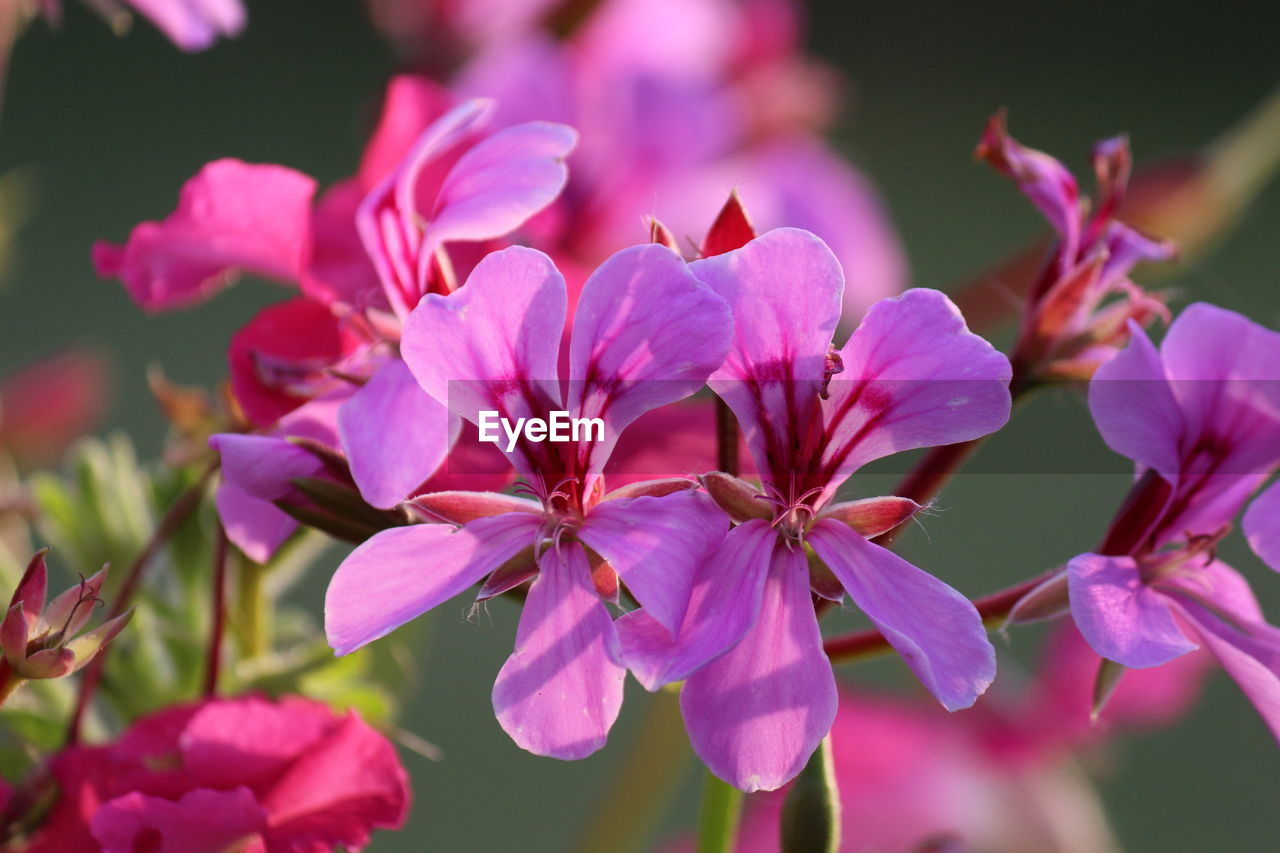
[977,113,1176,380]
[324,242,733,759]
[617,228,1012,790]
[1069,303,1280,739]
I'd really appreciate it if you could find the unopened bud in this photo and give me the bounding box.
[820,496,922,539]
[701,472,771,523]
[1004,569,1070,628]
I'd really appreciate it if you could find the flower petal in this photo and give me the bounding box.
[210,434,324,502]
[818,289,1011,497]
[1088,320,1182,478]
[401,245,565,477]
[215,483,298,564]
[262,711,410,846]
[1164,561,1280,741]
[93,160,314,312]
[357,75,455,191]
[1245,481,1280,572]
[578,489,727,634]
[122,0,245,52]
[689,228,843,479]
[679,543,836,792]
[325,513,541,655]
[807,519,995,710]
[616,519,777,690]
[568,243,732,480]
[427,120,577,249]
[91,788,266,853]
[492,542,624,759]
[357,99,493,315]
[976,112,1081,259]
[1067,552,1198,668]
[227,297,363,427]
[339,360,455,509]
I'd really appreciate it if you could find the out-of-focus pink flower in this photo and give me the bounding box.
[977,113,1177,381]
[37,0,244,52]
[4,694,408,852]
[720,689,1121,853]
[0,350,108,467]
[1067,303,1280,740]
[449,0,908,321]
[92,160,315,313]
[617,228,1011,791]
[326,243,732,760]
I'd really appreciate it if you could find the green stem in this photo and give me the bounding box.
[696,769,744,853]
[236,558,269,659]
[780,736,840,853]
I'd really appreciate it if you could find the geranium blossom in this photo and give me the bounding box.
[4,694,408,852]
[1068,303,1280,738]
[977,114,1176,380]
[618,228,1012,790]
[325,242,732,758]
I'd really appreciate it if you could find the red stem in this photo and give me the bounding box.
[65,463,216,744]
[203,524,229,697]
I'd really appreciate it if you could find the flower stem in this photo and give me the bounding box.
[0,659,22,707]
[780,736,839,853]
[236,558,269,659]
[696,769,743,853]
[203,523,229,697]
[65,462,216,744]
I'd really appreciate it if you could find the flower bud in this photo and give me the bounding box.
[820,496,922,539]
[701,472,771,522]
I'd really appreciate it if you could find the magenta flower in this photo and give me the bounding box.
[92,159,316,314]
[9,695,408,852]
[617,228,1012,791]
[325,242,733,759]
[977,113,1176,380]
[1069,303,1280,739]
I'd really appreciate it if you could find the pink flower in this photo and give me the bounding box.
[617,228,1012,791]
[357,98,577,319]
[451,0,908,320]
[977,113,1176,380]
[325,242,733,759]
[1068,303,1280,739]
[7,694,408,852]
[92,160,315,314]
[0,350,108,468]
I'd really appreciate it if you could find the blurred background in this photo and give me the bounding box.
[1,1,1277,849]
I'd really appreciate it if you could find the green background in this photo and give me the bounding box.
[1,1,1277,849]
